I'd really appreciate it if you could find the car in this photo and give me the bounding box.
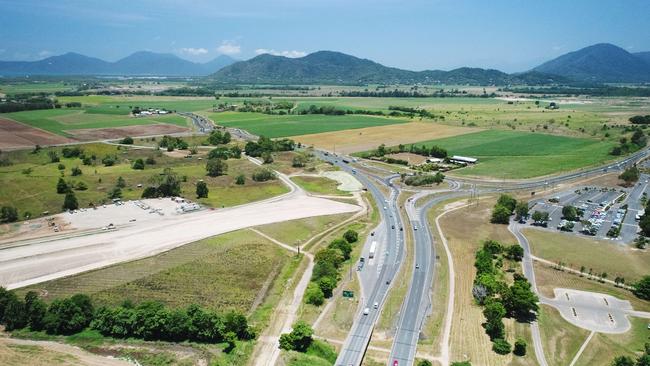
[414,225,418,230]
[393,360,399,366]
[391,225,395,229]
[386,279,391,285]
[384,206,387,210]
[400,227,403,231]
[373,302,379,309]
[363,307,370,315]
[371,231,375,236]
[415,264,420,269]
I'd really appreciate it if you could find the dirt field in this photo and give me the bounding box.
[66,123,188,140]
[0,118,73,149]
[293,122,479,154]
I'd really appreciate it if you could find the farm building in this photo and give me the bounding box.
[450,155,478,164]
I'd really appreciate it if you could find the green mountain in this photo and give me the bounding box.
[209,51,564,85]
[533,43,650,83]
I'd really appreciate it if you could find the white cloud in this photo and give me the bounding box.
[255,49,307,58]
[180,47,209,56]
[217,40,241,55]
[38,50,53,58]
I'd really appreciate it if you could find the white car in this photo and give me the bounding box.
[363,307,370,315]
[373,302,379,309]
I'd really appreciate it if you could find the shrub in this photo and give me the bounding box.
[145,156,156,165]
[206,158,228,177]
[196,181,209,198]
[305,282,325,306]
[514,338,527,356]
[102,155,117,167]
[492,338,512,354]
[252,168,276,182]
[71,166,82,176]
[56,177,70,194]
[120,136,134,144]
[75,181,88,191]
[0,206,19,223]
[132,158,145,170]
[235,174,246,185]
[343,229,359,243]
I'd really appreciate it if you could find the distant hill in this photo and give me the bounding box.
[209,51,563,85]
[533,43,650,83]
[634,51,650,66]
[0,52,236,76]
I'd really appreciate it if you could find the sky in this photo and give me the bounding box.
[1,0,649,72]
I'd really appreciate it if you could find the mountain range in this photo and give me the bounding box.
[0,51,236,77]
[1,43,649,84]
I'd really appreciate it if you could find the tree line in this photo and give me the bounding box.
[0,288,254,350]
[472,239,534,355]
[305,230,359,306]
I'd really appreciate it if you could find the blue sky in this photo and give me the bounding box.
[1,0,649,72]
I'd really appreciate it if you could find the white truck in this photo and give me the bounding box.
[369,241,377,259]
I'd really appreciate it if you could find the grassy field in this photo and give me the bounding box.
[290,175,352,196]
[210,111,407,138]
[403,129,617,179]
[0,143,287,221]
[0,81,75,95]
[524,228,650,283]
[254,213,352,247]
[576,317,650,366]
[538,305,590,366]
[2,109,188,137]
[534,261,650,312]
[437,198,536,366]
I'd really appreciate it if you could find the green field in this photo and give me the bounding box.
[2,109,188,137]
[405,129,617,178]
[210,111,407,138]
[0,82,75,95]
[0,143,287,221]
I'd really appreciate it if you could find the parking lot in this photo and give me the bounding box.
[524,174,650,243]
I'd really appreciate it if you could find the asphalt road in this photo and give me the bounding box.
[314,152,405,366]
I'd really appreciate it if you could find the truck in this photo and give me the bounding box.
[369,241,377,259]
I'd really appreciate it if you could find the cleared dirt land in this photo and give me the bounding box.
[0,189,360,289]
[0,118,73,149]
[66,123,188,140]
[293,121,478,154]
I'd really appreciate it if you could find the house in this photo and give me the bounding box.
[450,155,478,164]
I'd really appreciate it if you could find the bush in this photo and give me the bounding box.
[120,136,134,144]
[101,155,117,167]
[75,181,88,191]
[235,174,246,185]
[145,156,156,165]
[56,178,69,194]
[57,163,65,171]
[48,151,60,163]
[0,206,19,223]
[492,338,512,354]
[44,294,94,335]
[404,172,445,186]
[71,166,82,176]
[196,181,209,198]
[292,154,307,168]
[252,168,276,182]
[279,321,313,352]
[513,338,527,356]
[632,276,650,300]
[490,204,512,224]
[497,194,517,213]
[261,151,274,164]
[132,158,145,170]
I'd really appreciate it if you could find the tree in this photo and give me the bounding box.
[224,331,237,353]
[71,166,82,176]
[315,248,344,269]
[343,229,359,243]
[531,211,549,226]
[503,276,539,321]
[196,181,209,198]
[515,201,529,220]
[497,194,517,213]
[491,205,512,224]
[206,158,228,177]
[116,176,126,188]
[514,338,527,356]
[3,295,27,331]
[632,276,650,300]
[102,155,117,167]
[505,245,524,261]
[261,151,274,164]
[145,156,156,165]
[44,294,94,335]
[640,214,650,237]
[121,136,134,144]
[483,300,506,340]
[108,187,122,200]
[418,360,433,366]
[492,338,512,355]
[56,177,69,194]
[208,147,231,160]
[305,282,325,306]
[63,191,79,210]
[611,356,635,366]
[0,206,19,223]
[329,238,352,260]
[48,150,60,163]
[24,291,47,331]
[619,166,640,186]
[132,158,145,170]
[562,205,578,221]
[279,321,313,352]
[318,276,337,298]
[292,154,307,168]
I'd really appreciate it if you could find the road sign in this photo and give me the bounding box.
[342,290,354,298]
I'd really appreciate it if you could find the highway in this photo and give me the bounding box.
[314,152,405,366]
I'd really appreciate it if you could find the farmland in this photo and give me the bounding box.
[210,111,407,138]
[399,129,617,179]
[2,108,189,138]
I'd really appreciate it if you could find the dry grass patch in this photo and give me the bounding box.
[439,198,532,366]
[538,305,590,366]
[294,121,478,154]
[524,228,650,283]
[575,317,650,366]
